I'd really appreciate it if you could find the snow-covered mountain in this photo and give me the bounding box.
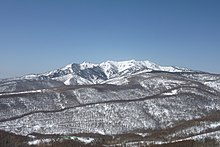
[0,60,220,146]
[22,60,192,86]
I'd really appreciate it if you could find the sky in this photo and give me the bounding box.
[0,0,220,78]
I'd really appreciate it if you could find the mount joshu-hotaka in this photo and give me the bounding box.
[0,60,220,147]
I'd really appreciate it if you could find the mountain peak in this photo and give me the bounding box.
[80,62,98,70]
[22,60,192,85]
[61,64,74,72]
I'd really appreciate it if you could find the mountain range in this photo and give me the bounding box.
[0,60,220,146]
[21,59,191,85]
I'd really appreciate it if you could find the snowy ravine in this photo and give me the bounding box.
[0,59,220,145]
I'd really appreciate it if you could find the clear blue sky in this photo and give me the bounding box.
[0,0,219,78]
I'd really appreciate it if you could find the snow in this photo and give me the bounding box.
[75,137,94,144]
[33,125,41,131]
[140,78,185,90]
[61,64,74,73]
[100,60,157,77]
[163,89,178,95]
[64,78,72,85]
[204,81,220,91]
[94,129,105,135]
[126,130,220,146]
[21,59,192,86]
[28,139,52,145]
[99,59,190,80]
[210,122,220,128]
[22,74,39,79]
[103,76,129,85]
[159,66,187,72]
[136,133,150,137]
[0,89,42,96]
[191,131,220,141]
[62,74,94,85]
[28,136,94,145]
[80,62,98,70]
[28,135,36,139]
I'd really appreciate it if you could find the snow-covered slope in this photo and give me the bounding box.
[100,60,189,78]
[21,60,191,86]
[0,59,219,146]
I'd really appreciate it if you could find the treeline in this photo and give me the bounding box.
[36,140,103,147]
[1,130,220,147]
[34,139,220,147]
[0,130,29,147]
[150,139,220,147]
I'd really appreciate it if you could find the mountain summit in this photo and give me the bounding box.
[23,60,191,85]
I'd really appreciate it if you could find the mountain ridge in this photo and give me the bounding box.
[21,59,192,85]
